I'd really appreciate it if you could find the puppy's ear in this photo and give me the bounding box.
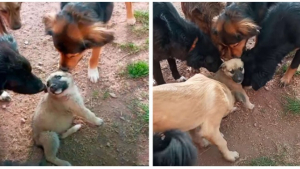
[220,62,226,70]
[238,19,260,38]
[84,25,114,48]
[43,12,57,36]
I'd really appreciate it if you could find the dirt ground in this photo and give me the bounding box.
[157,2,300,166]
[0,2,149,166]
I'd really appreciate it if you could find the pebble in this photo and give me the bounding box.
[109,93,117,98]
[264,86,270,91]
[38,62,43,66]
[24,41,29,45]
[254,123,257,127]
[2,105,6,109]
[21,118,26,124]
[106,142,110,147]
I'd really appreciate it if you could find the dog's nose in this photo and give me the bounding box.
[12,24,21,30]
[49,84,57,93]
[59,66,69,72]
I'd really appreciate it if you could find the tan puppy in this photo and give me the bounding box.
[32,71,103,166]
[153,74,239,162]
[213,58,254,109]
[0,2,22,33]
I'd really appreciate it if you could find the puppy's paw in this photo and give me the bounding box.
[247,103,255,110]
[0,91,11,102]
[94,117,104,126]
[279,76,291,87]
[224,151,239,162]
[88,67,99,83]
[176,76,187,82]
[127,17,136,25]
[201,138,211,148]
[73,124,82,131]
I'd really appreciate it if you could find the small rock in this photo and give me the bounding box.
[2,105,6,109]
[120,116,126,121]
[21,118,26,124]
[38,62,43,66]
[106,142,110,147]
[109,93,117,98]
[24,41,29,45]
[36,66,43,71]
[254,123,257,127]
[264,86,270,91]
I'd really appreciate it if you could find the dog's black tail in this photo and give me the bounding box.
[153,130,198,166]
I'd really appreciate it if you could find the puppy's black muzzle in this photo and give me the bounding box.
[232,71,244,84]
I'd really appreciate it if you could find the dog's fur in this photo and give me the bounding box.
[32,71,103,166]
[43,2,135,83]
[153,130,198,166]
[153,74,239,162]
[242,2,300,90]
[181,2,232,60]
[212,2,276,59]
[213,58,254,109]
[0,2,22,34]
[153,2,223,85]
[0,34,45,96]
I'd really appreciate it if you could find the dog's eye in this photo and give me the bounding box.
[230,70,234,74]
[239,67,243,71]
[55,75,62,79]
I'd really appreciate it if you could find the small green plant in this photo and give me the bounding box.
[284,96,300,114]
[280,64,300,75]
[103,90,110,100]
[92,90,99,98]
[127,61,149,78]
[134,10,149,25]
[250,157,277,166]
[140,103,149,122]
[119,42,141,54]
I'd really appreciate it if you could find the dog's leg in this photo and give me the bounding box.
[38,131,71,166]
[125,2,136,25]
[201,121,239,162]
[167,58,186,82]
[61,124,82,139]
[280,49,300,86]
[0,90,11,102]
[153,60,166,85]
[88,47,101,83]
[189,128,211,148]
[74,106,103,126]
[234,91,254,110]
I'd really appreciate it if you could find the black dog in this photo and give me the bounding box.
[0,34,46,95]
[242,2,300,90]
[153,2,222,85]
[153,130,198,166]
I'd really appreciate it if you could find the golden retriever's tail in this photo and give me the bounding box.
[153,130,198,166]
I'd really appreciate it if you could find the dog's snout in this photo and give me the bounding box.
[59,66,69,72]
[12,23,21,30]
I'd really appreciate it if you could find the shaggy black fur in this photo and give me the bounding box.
[153,130,198,166]
[153,2,222,85]
[0,34,45,94]
[242,2,300,90]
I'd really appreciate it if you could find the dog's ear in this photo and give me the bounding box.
[43,12,57,36]
[84,25,114,48]
[219,62,226,70]
[238,19,260,38]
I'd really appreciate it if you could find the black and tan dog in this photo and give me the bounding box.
[153,2,222,85]
[212,2,276,60]
[153,130,198,166]
[242,2,300,90]
[0,34,46,96]
[43,2,136,83]
[213,58,254,109]
[0,2,22,34]
[181,2,232,60]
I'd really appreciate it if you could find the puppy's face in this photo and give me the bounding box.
[212,8,260,58]
[220,58,244,83]
[43,8,114,71]
[0,2,22,30]
[46,71,73,96]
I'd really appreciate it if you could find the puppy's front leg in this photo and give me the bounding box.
[73,105,103,126]
[233,91,254,110]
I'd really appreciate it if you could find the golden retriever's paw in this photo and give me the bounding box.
[279,76,291,87]
[127,17,136,25]
[176,76,187,82]
[94,117,104,126]
[0,91,11,102]
[224,151,240,162]
[88,67,99,83]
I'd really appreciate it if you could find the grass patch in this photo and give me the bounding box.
[134,10,149,25]
[103,90,110,100]
[280,64,300,75]
[127,61,149,78]
[283,96,300,114]
[119,42,141,54]
[249,157,277,166]
[140,103,149,123]
[92,90,99,98]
